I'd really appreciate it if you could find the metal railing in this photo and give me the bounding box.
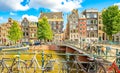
[0,51,113,73]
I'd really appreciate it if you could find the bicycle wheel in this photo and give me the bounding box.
[27,61,37,73]
[108,68,116,73]
[58,62,67,73]
[12,61,27,73]
[0,62,4,73]
[69,61,82,73]
[97,62,106,73]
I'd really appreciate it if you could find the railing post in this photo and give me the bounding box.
[116,49,120,69]
[105,47,108,59]
[41,50,44,73]
[17,51,20,73]
[66,53,70,73]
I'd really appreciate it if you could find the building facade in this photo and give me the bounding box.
[113,32,120,42]
[68,9,79,42]
[39,12,64,42]
[0,18,21,45]
[21,18,29,42]
[78,14,87,41]
[83,8,98,42]
[54,32,65,42]
[98,12,107,41]
[39,12,63,33]
[21,18,37,43]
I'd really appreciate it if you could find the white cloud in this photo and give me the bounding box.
[29,0,82,12]
[0,17,3,20]
[0,0,29,11]
[10,12,17,15]
[114,3,120,9]
[22,14,38,22]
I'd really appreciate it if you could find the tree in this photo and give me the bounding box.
[8,21,23,44]
[102,5,120,40]
[37,16,53,42]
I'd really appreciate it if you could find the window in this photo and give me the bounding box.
[94,20,97,24]
[80,24,82,26]
[99,26,102,30]
[86,13,90,18]
[26,32,29,36]
[23,32,25,36]
[94,14,97,18]
[94,26,97,30]
[87,27,90,30]
[87,20,91,24]
[99,15,102,19]
[80,20,83,22]
[91,20,93,24]
[99,20,102,24]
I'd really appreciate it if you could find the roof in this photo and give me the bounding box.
[40,12,63,19]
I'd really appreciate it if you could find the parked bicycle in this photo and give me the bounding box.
[70,51,107,73]
[0,55,26,73]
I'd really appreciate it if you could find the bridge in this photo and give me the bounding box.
[53,41,120,63]
[0,41,120,73]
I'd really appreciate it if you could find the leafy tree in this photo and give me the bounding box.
[102,5,120,40]
[8,21,23,44]
[37,16,53,42]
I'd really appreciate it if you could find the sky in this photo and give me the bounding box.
[0,0,120,29]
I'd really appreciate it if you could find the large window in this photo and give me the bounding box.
[94,26,97,30]
[86,13,97,18]
[87,27,90,30]
[87,20,91,24]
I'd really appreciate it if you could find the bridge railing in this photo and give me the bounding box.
[0,51,113,73]
[54,41,120,62]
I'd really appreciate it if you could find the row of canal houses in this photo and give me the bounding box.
[0,8,120,45]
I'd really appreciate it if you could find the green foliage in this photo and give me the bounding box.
[37,17,53,41]
[8,21,23,43]
[102,5,120,40]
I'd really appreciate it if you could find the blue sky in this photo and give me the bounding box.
[0,0,120,28]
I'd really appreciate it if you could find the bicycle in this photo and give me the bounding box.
[0,56,26,73]
[70,51,107,73]
[107,61,119,73]
[44,53,56,72]
[58,61,68,73]
[13,51,41,73]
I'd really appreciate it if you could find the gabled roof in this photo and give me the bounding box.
[39,12,63,19]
